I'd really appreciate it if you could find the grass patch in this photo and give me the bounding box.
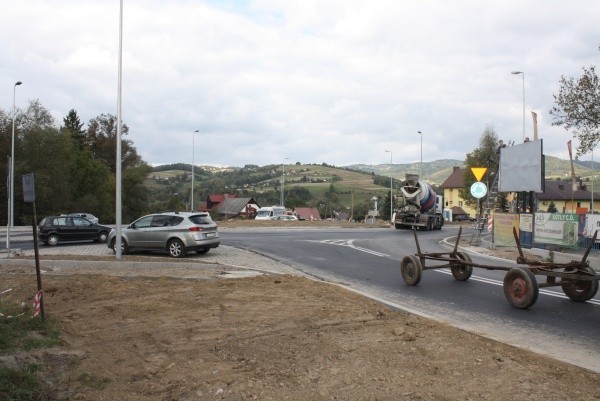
[0,364,46,400]
[0,303,60,353]
[0,301,61,400]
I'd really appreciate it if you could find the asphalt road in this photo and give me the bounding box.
[5,225,600,372]
[220,226,600,372]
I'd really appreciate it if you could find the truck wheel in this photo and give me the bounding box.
[436,217,443,230]
[503,268,538,309]
[400,255,422,286]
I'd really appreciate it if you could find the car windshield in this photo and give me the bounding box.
[256,210,271,217]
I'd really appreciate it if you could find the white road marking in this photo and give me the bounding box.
[309,239,390,257]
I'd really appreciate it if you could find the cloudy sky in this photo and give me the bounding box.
[1,1,599,168]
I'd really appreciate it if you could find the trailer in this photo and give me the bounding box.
[400,227,600,309]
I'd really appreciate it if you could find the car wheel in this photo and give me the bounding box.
[46,234,60,246]
[110,238,129,255]
[196,248,210,255]
[168,239,185,258]
[97,231,109,243]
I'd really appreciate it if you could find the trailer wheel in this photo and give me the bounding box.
[561,266,599,302]
[450,252,473,281]
[503,268,539,309]
[400,255,422,286]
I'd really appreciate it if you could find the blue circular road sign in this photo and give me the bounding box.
[470,182,487,199]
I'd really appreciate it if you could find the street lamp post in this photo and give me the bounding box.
[418,131,423,177]
[511,71,525,141]
[192,130,199,211]
[7,80,22,256]
[385,150,393,222]
[115,0,124,260]
[281,157,289,207]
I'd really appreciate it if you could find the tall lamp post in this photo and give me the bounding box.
[115,0,124,260]
[385,150,393,222]
[418,131,423,177]
[511,71,525,141]
[281,157,289,207]
[7,80,22,256]
[191,130,199,211]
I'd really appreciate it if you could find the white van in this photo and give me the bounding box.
[255,206,286,220]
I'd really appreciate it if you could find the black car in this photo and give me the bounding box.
[38,215,112,246]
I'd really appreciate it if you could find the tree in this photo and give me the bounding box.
[550,64,600,156]
[62,109,86,150]
[459,125,506,209]
[381,191,392,221]
[460,125,498,199]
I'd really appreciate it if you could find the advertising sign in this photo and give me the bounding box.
[582,214,600,238]
[493,213,519,246]
[519,214,533,233]
[534,213,578,247]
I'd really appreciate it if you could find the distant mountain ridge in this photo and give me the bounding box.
[346,156,593,185]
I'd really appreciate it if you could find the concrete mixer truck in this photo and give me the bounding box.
[393,174,444,231]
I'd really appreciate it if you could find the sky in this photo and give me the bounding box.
[1,0,599,168]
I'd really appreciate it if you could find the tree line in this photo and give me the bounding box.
[0,101,151,225]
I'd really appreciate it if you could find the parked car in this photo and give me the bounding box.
[67,213,99,224]
[270,215,298,221]
[38,215,112,246]
[453,214,476,222]
[107,211,220,258]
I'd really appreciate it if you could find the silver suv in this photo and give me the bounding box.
[107,211,220,258]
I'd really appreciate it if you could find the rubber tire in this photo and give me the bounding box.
[450,252,473,281]
[196,248,210,255]
[426,218,433,231]
[503,268,539,309]
[400,255,422,286]
[46,234,59,246]
[561,266,599,302]
[97,231,109,243]
[168,239,185,258]
[110,238,129,255]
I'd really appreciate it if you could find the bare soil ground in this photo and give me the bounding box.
[1,220,599,400]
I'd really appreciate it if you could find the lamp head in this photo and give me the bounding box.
[418,131,421,134]
[194,129,199,133]
[511,71,522,75]
[15,81,22,86]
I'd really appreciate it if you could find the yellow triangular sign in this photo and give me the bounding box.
[471,167,487,182]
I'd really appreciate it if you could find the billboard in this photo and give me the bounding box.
[534,212,578,247]
[493,213,520,247]
[498,139,544,193]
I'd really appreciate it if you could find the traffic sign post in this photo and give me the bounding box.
[22,173,44,320]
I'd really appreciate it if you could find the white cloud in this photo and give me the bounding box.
[1,0,599,168]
